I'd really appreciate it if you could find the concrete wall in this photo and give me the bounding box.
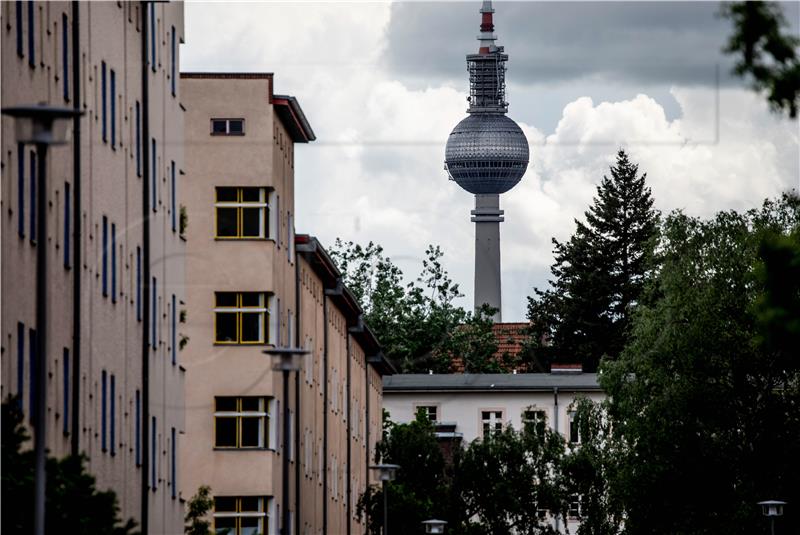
[1,2,185,533]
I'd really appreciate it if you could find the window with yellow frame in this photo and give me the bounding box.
[214,292,269,344]
[214,396,271,449]
[213,496,269,535]
[215,187,269,239]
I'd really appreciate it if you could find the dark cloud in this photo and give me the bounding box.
[383,1,799,88]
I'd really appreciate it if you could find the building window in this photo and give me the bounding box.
[135,101,141,177]
[151,416,157,489]
[522,409,546,434]
[214,187,269,239]
[136,246,142,321]
[149,3,155,72]
[214,496,269,535]
[17,144,24,238]
[62,13,69,101]
[171,294,177,365]
[101,61,107,143]
[481,410,503,437]
[135,389,141,466]
[15,1,23,57]
[110,374,116,455]
[210,118,245,136]
[151,138,157,211]
[29,328,36,422]
[171,161,176,232]
[170,26,176,96]
[17,323,25,411]
[214,292,269,344]
[110,69,116,149]
[151,277,157,348]
[171,427,177,499]
[101,369,107,452]
[64,182,71,268]
[63,348,69,435]
[27,0,34,67]
[214,396,271,449]
[568,410,580,444]
[415,405,438,422]
[111,222,117,303]
[102,216,108,297]
[29,149,36,242]
[568,495,582,518]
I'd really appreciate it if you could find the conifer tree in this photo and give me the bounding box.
[526,150,658,372]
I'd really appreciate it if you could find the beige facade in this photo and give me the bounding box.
[180,74,393,535]
[1,2,185,534]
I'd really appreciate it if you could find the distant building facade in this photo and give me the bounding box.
[179,73,393,535]
[1,2,186,533]
[383,372,604,531]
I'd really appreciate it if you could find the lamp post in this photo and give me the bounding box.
[370,463,400,535]
[2,103,83,535]
[264,347,308,535]
[758,500,786,535]
[422,519,448,534]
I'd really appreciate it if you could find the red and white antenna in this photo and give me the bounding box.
[477,0,497,55]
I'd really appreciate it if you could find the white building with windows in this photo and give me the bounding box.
[382,371,605,531]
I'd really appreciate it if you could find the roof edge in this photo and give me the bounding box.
[273,94,316,143]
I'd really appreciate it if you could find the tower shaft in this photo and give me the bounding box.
[471,194,503,321]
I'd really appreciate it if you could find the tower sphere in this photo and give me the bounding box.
[445,114,529,195]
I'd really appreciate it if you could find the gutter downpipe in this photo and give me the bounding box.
[553,386,559,533]
[322,293,329,534]
[345,330,353,535]
[140,3,152,532]
[69,0,82,457]
[294,259,301,535]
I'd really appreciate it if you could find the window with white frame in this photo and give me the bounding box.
[210,118,245,135]
[568,410,580,443]
[568,495,582,518]
[522,408,547,434]
[214,292,269,344]
[214,397,271,449]
[415,404,438,422]
[481,410,504,437]
[213,496,270,535]
[215,187,269,239]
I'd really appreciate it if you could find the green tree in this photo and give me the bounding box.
[432,304,505,373]
[330,241,467,372]
[185,485,214,535]
[562,398,624,535]
[357,410,448,534]
[455,424,567,534]
[526,149,658,372]
[1,398,138,535]
[722,1,800,118]
[601,195,800,534]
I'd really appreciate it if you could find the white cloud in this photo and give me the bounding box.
[183,3,800,322]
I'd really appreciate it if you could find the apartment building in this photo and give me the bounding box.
[180,73,394,535]
[1,2,185,534]
[383,371,604,532]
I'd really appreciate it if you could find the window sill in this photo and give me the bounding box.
[214,237,272,242]
[212,342,271,346]
[210,132,245,137]
[213,447,276,452]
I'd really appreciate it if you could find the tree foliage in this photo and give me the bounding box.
[722,1,800,118]
[1,398,138,535]
[600,195,800,534]
[330,240,497,373]
[185,485,214,535]
[527,149,658,372]
[357,410,448,534]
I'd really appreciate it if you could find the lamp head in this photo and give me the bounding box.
[2,104,83,145]
[758,500,786,517]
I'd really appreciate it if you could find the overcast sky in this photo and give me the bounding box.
[182,1,800,321]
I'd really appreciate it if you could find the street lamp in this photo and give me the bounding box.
[758,500,786,535]
[2,103,83,535]
[370,463,400,535]
[264,347,308,535]
[422,519,448,534]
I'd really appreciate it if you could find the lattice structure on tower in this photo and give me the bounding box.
[467,49,508,114]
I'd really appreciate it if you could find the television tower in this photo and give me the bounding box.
[444,1,529,322]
